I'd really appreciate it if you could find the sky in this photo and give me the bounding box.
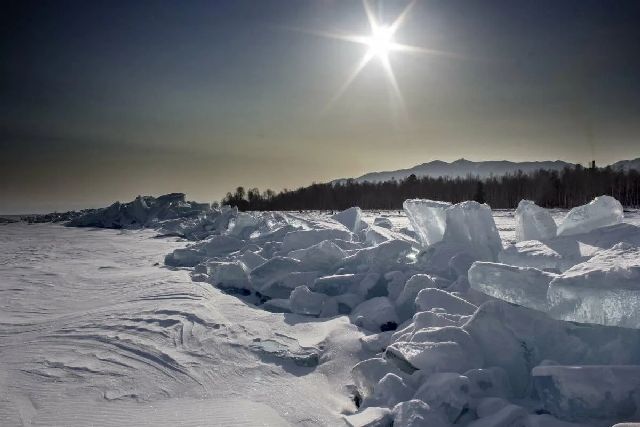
[1,0,639,213]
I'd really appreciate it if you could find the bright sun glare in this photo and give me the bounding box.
[300,0,424,113]
[366,25,394,60]
[297,0,457,113]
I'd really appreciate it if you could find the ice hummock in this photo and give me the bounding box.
[499,221,640,272]
[548,242,640,328]
[515,200,557,242]
[468,262,557,312]
[533,365,640,423]
[463,300,640,396]
[442,201,502,261]
[52,193,640,427]
[331,207,364,233]
[557,195,624,236]
[403,199,450,247]
[69,193,211,229]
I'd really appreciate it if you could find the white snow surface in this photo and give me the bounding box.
[3,200,640,427]
[0,224,364,426]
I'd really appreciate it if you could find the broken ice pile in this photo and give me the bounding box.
[68,193,212,230]
[66,192,640,426]
[469,195,640,329]
[457,195,640,425]
[548,242,640,328]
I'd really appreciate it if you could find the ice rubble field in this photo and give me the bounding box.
[2,194,640,426]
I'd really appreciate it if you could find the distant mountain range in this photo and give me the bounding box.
[334,158,640,184]
[612,158,640,171]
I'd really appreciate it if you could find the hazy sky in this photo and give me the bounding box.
[2,0,639,213]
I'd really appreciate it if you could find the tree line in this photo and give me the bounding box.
[221,165,640,211]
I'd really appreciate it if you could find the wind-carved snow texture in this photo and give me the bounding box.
[4,194,640,426]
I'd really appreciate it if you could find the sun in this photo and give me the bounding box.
[307,0,422,112]
[366,25,394,60]
[294,0,457,112]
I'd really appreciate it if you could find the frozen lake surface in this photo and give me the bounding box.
[0,223,364,426]
[2,208,640,426]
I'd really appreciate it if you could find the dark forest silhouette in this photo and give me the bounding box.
[221,165,640,211]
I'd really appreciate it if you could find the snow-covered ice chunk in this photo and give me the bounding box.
[467,403,526,427]
[365,225,416,246]
[409,326,483,362]
[464,367,512,398]
[282,229,354,252]
[468,262,557,312]
[164,248,204,267]
[319,297,340,317]
[360,331,394,353]
[341,240,413,273]
[207,261,251,291]
[344,407,392,427]
[352,358,404,398]
[202,235,245,257]
[533,365,640,422]
[331,207,363,233]
[351,297,399,332]
[499,240,565,271]
[331,239,365,251]
[403,199,451,247]
[385,271,411,302]
[557,195,623,236]
[313,273,379,297]
[373,217,393,229]
[515,200,557,242]
[411,310,466,329]
[395,275,437,321]
[392,400,450,427]
[288,240,345,271]
[499,222,640,271]
[442,201,502,261]
[415,288,477,316]
[228,212,260,238]
[289,285,328,316]
[448,252,476,279]
[475,397,510,418]
[279,271,319,291]
[548,243,640,328]
[463,300,640,396]
[249,257,302,298]
[239,250,266,270]
[69,193,211,229]
[416,241,474,278]
[366,373,414,408]
[332,292,366,314]
[248,334,321,367]
[261,298,291,313]
[413,372,471,422]
[386,327,482,374]
[250,224,298,246]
